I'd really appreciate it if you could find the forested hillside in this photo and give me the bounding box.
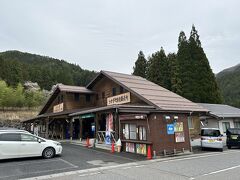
[0,51,96,90]
[216,64,240,108]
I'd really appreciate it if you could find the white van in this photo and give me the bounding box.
[0,129,62,160]
[200,128,223,151]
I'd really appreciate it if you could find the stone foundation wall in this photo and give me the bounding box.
[0,107,39,128]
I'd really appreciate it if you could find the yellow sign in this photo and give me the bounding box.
[53,103,63,113]
[107,92,130,106]
[174,122,184,132]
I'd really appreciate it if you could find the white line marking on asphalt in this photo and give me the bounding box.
[135,165,145,168]
[0,159,60,168]
[79,172,101,177]
[190,164,240,179]
[122,166,132,170]
[159,150,240,163]
[59,158,78,168]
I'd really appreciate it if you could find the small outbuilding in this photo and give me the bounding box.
[198,103,240,135]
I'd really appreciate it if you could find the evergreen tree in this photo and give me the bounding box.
[133,51,147,78]
[177,31,195,100]
[147,47,171,89]
[167,53,182,94]
[189,25,222,103]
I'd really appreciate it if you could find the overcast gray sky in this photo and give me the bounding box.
[0,0,239,74]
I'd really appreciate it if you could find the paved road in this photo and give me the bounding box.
[24,149,240,180]
[0,143,143,180]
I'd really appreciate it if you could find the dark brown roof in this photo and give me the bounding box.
[39,84,95,115]
[88,71,207,112]
[57,84,94,94]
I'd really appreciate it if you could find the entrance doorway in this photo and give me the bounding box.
[73,119,80,139]
[82,118,95,139]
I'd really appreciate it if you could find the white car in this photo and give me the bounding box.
[200,128,223,151]
[0,129,62,160]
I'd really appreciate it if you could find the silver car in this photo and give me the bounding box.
[201,128,223,151]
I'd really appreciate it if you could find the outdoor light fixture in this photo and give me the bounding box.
[164,115,171,121]
[173,116,178,120]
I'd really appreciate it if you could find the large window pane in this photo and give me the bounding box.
[222,122,230,133]
[124,124,129,139]
[234,121,240,128]
[0,133,21,141]
[21,134,38,142]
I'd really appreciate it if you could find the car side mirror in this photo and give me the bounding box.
[220,134,223,137]
[38,139,42,143]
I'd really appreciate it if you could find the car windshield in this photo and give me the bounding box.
[201,129,220,137]
[226,129,240,135]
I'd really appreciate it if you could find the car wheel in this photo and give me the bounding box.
[42,147,55,159]
[219,148,223,152]
[227,146,231,149]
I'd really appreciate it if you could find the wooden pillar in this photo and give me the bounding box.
[114,110,119,140]
[79,118,83,141]
[46,117,49,139]
[95,114,99,140]
[70,118,73,141]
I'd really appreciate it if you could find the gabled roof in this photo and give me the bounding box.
[57,84,94,94]
[87,71,207,112]
[198,103,240,118]
[39,84,95,115]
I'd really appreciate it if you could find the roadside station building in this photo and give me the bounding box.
[24,71,207,156]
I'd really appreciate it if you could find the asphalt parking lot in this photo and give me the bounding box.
[0,143,144,180]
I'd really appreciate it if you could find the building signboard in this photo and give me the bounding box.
[107,92,130,106]
[175,132,185,142]
[53,103,63,113]
[174,122,184,132]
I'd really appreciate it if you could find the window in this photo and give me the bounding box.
[112,88,116,96]
[234,121,240,128]
[74,93,80,101]
[58,95,63,103]
[120,86,124,94]
[123,124,138,140]
[222,122,230,133]
[21,134,38,142]
[188,117,193,129]
[86,94,91,102]
[129,124,137,139]
[0,133,21,141]
[201,129,221,137]
[138,126,147,140]
[102,92,105,99]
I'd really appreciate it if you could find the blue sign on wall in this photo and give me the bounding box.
[167,124,175,135]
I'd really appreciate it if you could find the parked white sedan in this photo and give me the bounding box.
[0,129,62,160]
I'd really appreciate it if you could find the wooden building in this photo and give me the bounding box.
[24,71,207,156]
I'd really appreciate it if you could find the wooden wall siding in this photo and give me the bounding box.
[148,113,191,155]
[64,92,95,110]
[45,92,95,113]
[189,115,201,139]
[92,76,148,107]
[46,92,65,113]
